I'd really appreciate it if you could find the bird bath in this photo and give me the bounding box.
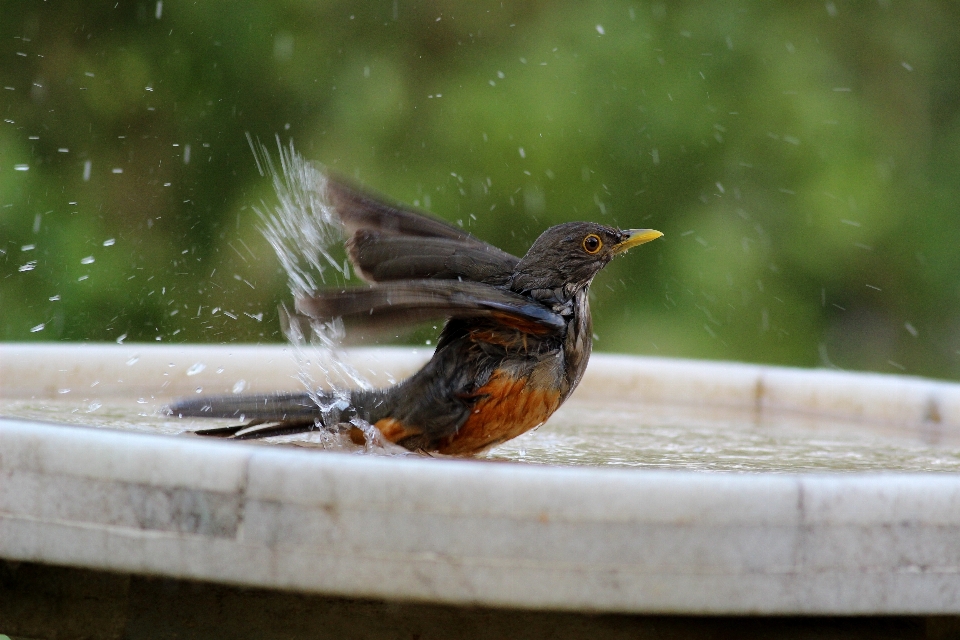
[3,342,960,636]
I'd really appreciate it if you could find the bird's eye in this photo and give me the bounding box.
[582,234,603,254]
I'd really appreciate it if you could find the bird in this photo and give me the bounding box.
[168,174,662,456]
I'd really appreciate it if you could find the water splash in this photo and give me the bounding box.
[185,362,206,376]
[248,135,385,449]
[249,134,344,294]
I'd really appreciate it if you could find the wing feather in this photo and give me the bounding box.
[347,231,517,284]
[322,174,518,284]
[326,175,480,243]
[296,280,564,335]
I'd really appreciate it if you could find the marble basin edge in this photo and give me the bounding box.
[2,342,960,614]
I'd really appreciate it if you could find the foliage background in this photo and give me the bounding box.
[2,0,959,379]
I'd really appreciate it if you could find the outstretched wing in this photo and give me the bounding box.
[323,174,519,284]
[296,280,565,335]
[325,175,479,242]
[347,231,517,285]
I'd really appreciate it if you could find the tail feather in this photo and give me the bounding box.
[166,392,320,421]
[231,419,323,440]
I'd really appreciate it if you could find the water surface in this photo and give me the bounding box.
[4,396,959,473]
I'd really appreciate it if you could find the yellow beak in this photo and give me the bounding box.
[613,229,663,254]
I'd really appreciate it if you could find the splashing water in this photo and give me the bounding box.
[248,135,391,451]
[249,135,344,295]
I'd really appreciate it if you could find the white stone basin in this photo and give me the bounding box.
[2,343,960,614]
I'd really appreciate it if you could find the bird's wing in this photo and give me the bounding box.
[296,280,565,335]
[324,174,519,283]
[347,231,517,284]
[326,175,481,242]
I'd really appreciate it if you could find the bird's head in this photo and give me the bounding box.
[511,222,662,296]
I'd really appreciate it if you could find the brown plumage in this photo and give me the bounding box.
[168,174,662,456]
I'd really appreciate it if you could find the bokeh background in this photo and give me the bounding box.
[2,1,959,379]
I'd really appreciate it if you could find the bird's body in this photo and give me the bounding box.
[168,174,661,455]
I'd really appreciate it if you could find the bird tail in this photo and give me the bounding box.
[166,391,343,439]
[167,391,322,421]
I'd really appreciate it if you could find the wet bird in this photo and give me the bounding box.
[168,175,662,455]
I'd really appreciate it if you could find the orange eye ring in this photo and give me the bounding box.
[582,234,603,254]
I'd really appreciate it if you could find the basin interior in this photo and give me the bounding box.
[3,343,960,473]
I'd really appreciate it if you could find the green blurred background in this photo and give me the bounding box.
[2,1,959,379]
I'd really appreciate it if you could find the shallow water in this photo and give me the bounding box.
[4,396,960,473]
[488,403,960,472]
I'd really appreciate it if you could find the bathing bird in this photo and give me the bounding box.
[168,175,662,455]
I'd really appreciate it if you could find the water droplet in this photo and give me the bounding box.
[595,24,605,35]
[87,401,102,412]
[232,379,247,393]
[103,238,116,247]
[14,164,29,171]
[81,256,95,265]
[186,362,206,376]
[195,387,203,393]
[126,355,140,366]
[19,261,37,272]
[30,323,44,333]
[58,388,71,394]
[116,333,127,344]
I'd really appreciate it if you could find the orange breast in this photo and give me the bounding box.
[374,417,417,443]
[435,370,562,456]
